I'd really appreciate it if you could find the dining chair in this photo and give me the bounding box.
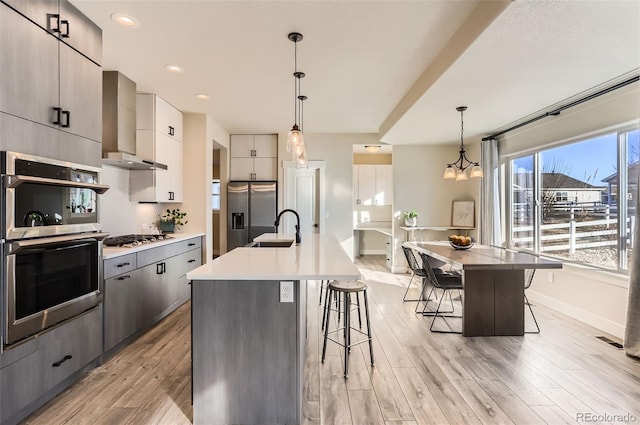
[524,269,540,333]
[419,252,464,334]
[401,246,428,302]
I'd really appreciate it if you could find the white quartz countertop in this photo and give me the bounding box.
[103,233,204,260]
[354,221,392,237]
[187,233,361,281]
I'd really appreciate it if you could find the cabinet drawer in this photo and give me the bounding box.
[0,309,101,423]
[104,253,137,279]
[136,237,202,268]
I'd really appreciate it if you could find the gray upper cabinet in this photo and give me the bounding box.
[0,0,102,145]
[1,0,101,65]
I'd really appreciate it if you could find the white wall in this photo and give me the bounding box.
[499,81,639,339]
[392,143,481,272]
[277,132,381,257]
[182,113,213,259]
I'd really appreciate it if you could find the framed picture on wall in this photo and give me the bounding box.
[451,201,475,228]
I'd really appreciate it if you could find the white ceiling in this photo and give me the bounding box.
[71,0,640,146]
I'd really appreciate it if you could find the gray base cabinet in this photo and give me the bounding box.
[0,307,102,425]
[103,237,202,355]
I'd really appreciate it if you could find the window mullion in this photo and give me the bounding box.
[534,152,542,253]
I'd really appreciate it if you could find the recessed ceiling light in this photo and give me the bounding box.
[164,64,184,74]
[110,13,141,29]
[194,93,211,100]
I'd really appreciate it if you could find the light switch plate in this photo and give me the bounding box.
[280,281,294,303]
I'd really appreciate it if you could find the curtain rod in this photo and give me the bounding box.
[482,74,640,141]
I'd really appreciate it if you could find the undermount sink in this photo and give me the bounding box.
[248,240,294,248]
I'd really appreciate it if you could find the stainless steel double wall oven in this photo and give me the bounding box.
[1,151,109,347]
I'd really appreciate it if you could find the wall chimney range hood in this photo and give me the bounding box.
[101,71,168,170]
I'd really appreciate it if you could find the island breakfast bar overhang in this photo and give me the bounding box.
[186,233,361,425]
[404,241,563,337]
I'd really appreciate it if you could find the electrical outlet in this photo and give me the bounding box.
[280,281,294,303]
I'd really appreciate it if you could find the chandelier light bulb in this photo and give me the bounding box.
[443,166,456,179]
[470,164,484,178]
[455,169,468,181]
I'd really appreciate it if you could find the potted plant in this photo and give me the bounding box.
[159,208,188,233]
[404,210,418,227]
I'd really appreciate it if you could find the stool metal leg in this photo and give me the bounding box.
[363,288,374,366]
[356,292,362,329]
[321,288,333,363]
[344,292,350,378]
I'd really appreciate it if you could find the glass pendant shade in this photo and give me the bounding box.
[455,169,468,181]
[287,125,303,153]
[470,165,484,178]
[443,166,456,179]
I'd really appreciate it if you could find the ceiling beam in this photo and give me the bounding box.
[378,0,511,142]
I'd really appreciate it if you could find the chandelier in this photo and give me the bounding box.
[443,106,483,181]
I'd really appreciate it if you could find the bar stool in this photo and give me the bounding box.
[321,280,374,378]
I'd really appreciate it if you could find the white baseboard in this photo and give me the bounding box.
[360,249,386,255]
[527,290,625,339]
[391,265,408,274]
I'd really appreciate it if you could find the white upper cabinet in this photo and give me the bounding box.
[131,94,183,203]
[230,134,277,180]
[353,164,393,206]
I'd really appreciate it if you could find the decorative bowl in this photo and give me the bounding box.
[449,236,475,250]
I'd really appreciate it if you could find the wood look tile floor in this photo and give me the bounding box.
[23,255,640,425]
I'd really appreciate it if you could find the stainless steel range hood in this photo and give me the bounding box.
[101,71,168,170]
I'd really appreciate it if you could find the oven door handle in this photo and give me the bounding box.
[7,232,110,255]
[5,175,110,194]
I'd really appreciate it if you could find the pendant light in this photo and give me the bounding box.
[287,32,305,155]
[443,106,483,181]
[296,94,308,167]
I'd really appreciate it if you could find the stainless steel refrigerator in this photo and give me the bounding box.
[227,181,278,250]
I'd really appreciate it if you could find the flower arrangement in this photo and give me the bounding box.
[159,208,188,233]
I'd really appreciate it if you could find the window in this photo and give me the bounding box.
[509,127,638,272]
[212,180,220,211]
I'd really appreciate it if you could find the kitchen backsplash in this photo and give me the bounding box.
[100,165,169,235]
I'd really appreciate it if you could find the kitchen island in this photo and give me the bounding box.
[186,233,360,425]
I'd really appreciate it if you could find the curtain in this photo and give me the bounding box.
[480,139,501,246]
[624,175,640,358]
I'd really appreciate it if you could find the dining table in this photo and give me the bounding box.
[404,241,563,336]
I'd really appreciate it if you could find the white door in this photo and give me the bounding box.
[283,161,325,236]
[295,169,317,234]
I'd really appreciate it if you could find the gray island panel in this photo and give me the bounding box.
[192,279,306,425]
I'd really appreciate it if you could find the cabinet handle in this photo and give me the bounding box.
[168,191,175,201]
[188,243,196,247]
[116,262,130,268]
[116,275,132,280]
[169,126,175,136]
[52,355,72,367]
[188,259,196,263]
[250,149,256,157]
[52,107,62,125]
[250,173,256,180]
[61,110,71,128]
[356,199,361,205]
[163,262,167,273]
[60,20,70,38]
[156,263,164,274]
[47,13,60,34]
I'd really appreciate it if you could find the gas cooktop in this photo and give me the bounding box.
[103,234,173,247]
